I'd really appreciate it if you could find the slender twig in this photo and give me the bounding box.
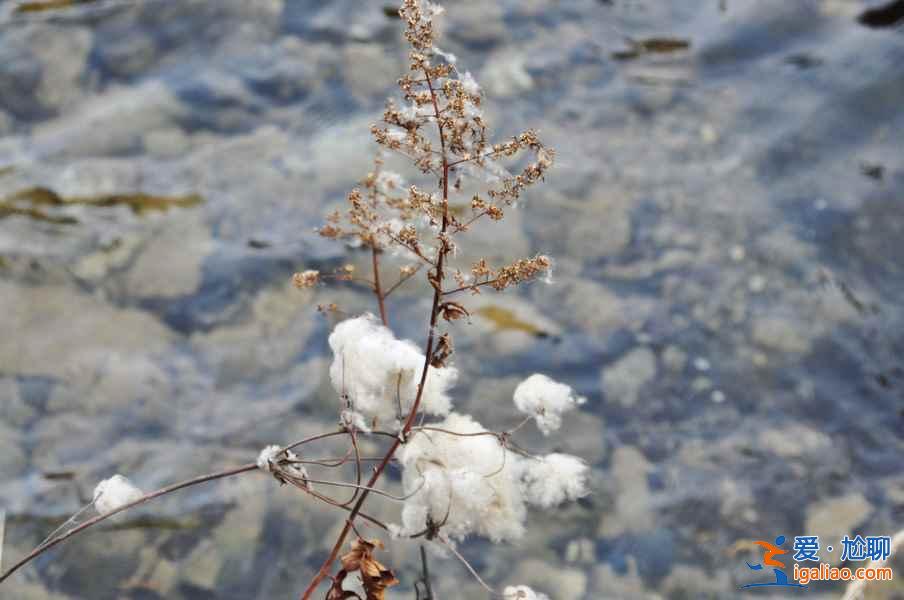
[438,536,498,596]
[413,426,500,438]
[0,510,5,573]
[280,473,390,532]
[417,544,434,599]
[283,430,348,452]
[372,246,388,327]
[383,263,424,298]
[301,477,424,502]
[441,278,502,296]
[385,231,437,266]
[452,209,490,233]
[338,430,363,507]
[0,463,257,585]
[287,456,397,467]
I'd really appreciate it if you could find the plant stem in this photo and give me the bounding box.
[372,246,389,327]
[299,68,451,600]
[0,463,257,585]
[419,544,434,599]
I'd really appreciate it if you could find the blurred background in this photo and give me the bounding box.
[1,0,903,598]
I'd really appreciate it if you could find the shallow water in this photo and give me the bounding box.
[1,1,903,598]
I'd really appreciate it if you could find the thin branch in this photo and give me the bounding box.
[338,430,363,507]
[284,430,348,453]
[36,502,94,549]
[274,471,389,532]
[0,463,257,585]
[441,278,500,296]
[301,477,424,502]
[372,247,389,327]
[382,263,424,298]
[438,537,498,596]
[452,209,489,233]
[417,544,434,599]
[384,231,436,266]
[287,456,397,467]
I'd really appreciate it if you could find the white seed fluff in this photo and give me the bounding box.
[340,409,372,433]
[257,445,309,482]
[519,453,590,508]
[328,314,458,428]
[92,475,143,515]
[460,71,481,96]
[399,413,526,542]
[513,374,586,435]
[257,444,283,473]
[504,585,550,600]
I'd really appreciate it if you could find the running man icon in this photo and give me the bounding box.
[742,536,807,589]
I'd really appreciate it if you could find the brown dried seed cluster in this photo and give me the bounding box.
[464,255,551,293]
[299,0,555,338]
[491,255,552,290]
[292,270,320,288]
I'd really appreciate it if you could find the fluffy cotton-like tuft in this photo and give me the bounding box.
[328,315,458,428]
[460,71,480,96]
[519,453,589,508]
[256,444,309,482]
[424,1,445,16]
[340,409,372,433]
[375,170,405,194]
[504,585,550,600]
[257,445,282,472]
[513,374,585,435]
[399,413,526,542]
[93,475,143,515]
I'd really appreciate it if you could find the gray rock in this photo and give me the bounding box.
[124,213,213,299]
[804,493,874,565]
[32,80,187,158]
[751,314,813,354]
[599,446,654,537]
[601,347,658,407]
[0,281,173,378]
[0,24,92,118]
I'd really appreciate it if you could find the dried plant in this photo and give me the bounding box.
[0,3,587,600]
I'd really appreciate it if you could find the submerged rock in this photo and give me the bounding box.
[601,347,658,407]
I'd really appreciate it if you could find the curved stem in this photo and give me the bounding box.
[0,463,257,585]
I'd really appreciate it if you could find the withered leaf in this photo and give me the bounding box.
[335,538,399,600]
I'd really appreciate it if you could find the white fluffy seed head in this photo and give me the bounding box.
[460,71,481,96]
[513,373,585,435]
[503,585,550,600]
[328,314,458,429]
[518,453,590,508]
[340,409,372,433]
[399,413,526,542]
[257,445,309,482]
[257,445,283,473]
[92,475,143,515]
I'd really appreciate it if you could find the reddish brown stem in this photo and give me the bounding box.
[299,68,451,600]
[0,463,257,585]
[372,246,388,327]
[441,278,501,296]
